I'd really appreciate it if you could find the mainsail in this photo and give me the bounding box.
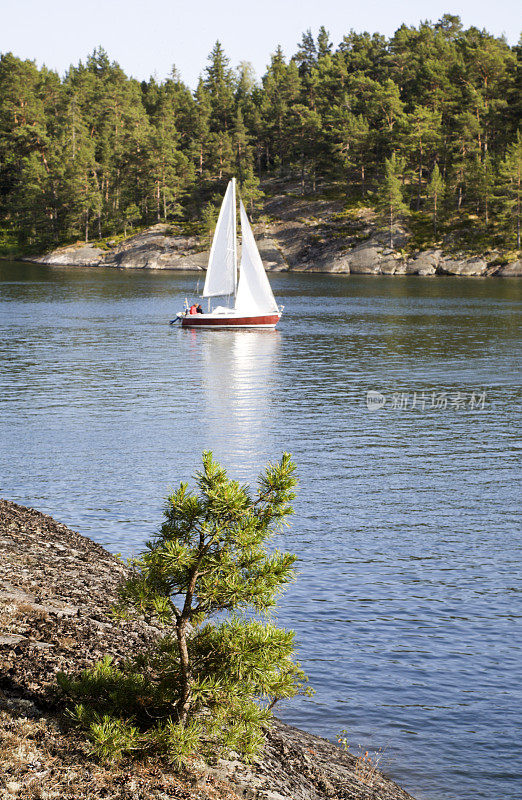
[202,179,237,298]
[235,200,279,315]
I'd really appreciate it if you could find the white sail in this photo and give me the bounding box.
[202,179,237,298]
[235,200,279,315]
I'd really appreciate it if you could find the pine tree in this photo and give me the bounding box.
[200,199,219,247]
[338,31,388,81]
[204,42,235,131]
[377,152,408,247]
[317,26,332,59]
[497,131,522,248]
[468,152,494,225]
[0,53,55,244]
[427,163,445,236]
[147,103,192,223]
[59,453,310,765]
[240,164,263,215]
[260,48,301,172]
[193,80,212,183]
[403,106,442,209]
[288,105,322,193]
[329,98,371,195]
[233,107,249,186]
[294,29,317,76]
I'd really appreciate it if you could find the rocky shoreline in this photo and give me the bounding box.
[0,499,417,800]
[27,192,521,278]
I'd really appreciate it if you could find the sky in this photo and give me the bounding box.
[1,0,520,88]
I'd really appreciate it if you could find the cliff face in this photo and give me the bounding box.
[0,499,417,800]
[29,193,521,278]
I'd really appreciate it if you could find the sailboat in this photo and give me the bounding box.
[177,179,283,328]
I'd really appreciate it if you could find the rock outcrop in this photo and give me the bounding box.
[437,256,489,276]
[28,193,521,277]
[31,225,209,272]
[404,250,441,275]
[0,499,417,800]
[102,226,208,271]
[496,259,522,277]
[34,242,106,266]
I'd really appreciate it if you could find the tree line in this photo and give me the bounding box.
[0,14,521,252]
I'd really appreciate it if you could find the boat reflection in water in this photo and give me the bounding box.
[195,328,280,460]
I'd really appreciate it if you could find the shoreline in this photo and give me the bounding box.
[20,242,522,278]
[0,498,417,800]
[6,192,521,278]
[15,256,522,278]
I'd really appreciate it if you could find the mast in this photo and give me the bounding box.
[232,177,238,299]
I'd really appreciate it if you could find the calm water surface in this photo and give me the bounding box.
[1,262,521,800]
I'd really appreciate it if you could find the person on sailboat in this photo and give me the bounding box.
[196,304,203,314]
[189,304,198,315]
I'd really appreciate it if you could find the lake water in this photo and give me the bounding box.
[1,261,521,800]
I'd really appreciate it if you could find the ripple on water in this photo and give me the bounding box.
[1,264,521,800]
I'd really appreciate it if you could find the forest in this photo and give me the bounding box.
[0,14,521,256]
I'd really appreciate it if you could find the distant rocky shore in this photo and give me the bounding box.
[0,499,416,800]
[28,193,521,278]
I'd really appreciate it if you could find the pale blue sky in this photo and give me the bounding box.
[1,0,520,87]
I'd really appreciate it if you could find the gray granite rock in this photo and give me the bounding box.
[32,244,104,266]
[348,244,384,274]
[380,256,401,274]
[257,236,288,271]
[437,256,488,276]
[102,225,207,270]
[496,259,522,277]
[405,250,441,275]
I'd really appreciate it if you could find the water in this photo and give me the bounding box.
[1,261,521,800]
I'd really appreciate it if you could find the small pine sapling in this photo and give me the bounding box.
[59,452,311,766]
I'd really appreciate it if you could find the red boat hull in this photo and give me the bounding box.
[181,313,281,329]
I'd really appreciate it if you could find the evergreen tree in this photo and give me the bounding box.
[338,31,388,81]
[161,67,199,150]
[0,53,54,244]
[317,26,332,59]
[193,80,212,182]
[468,152,494,225]
[329,99,371,195]
[57,93,101,241]
[377,152,408,247]
[59,453,310,765]
[427,163,445,236]
[288,105,322,193]
[200,199,218,247]
[403,106,442,209]
[240,164,264,215]
[260,48,301,172]
[294,29,317,76]
[146,94,193,223]
[497,131,522,248]
[204,42,235,131]
[233,107,249,185]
